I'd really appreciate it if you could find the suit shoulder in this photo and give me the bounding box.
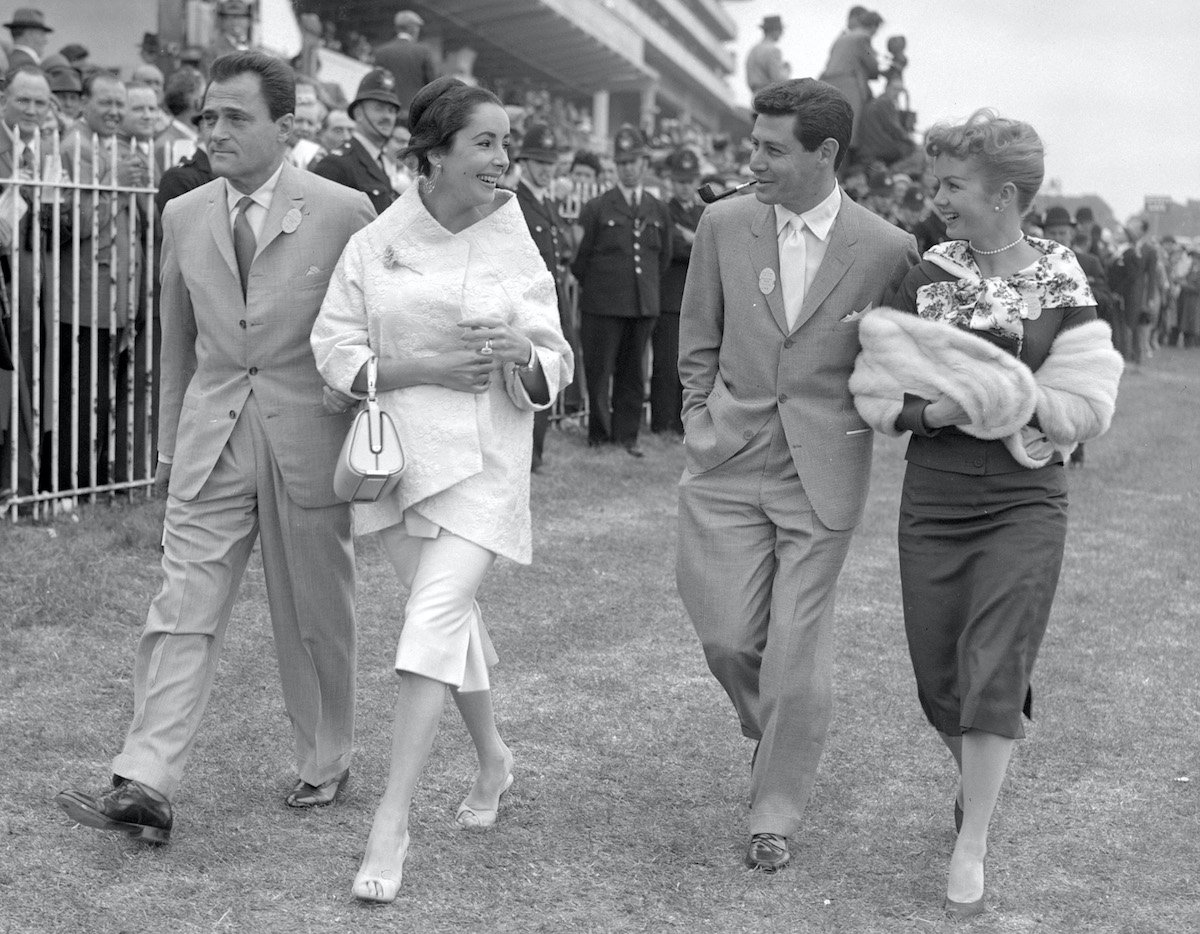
[301,171,377,218]
[163,177,223,221]
[703,191,762,226]
[846,199,917,247]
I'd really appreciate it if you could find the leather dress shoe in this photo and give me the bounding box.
[55,776,172,844]
[744,832,790,872]
[286,767,349,808]
[624,443,645,459]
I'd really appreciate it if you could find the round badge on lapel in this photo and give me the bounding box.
[758,268,776,295]
[282,208,302,233]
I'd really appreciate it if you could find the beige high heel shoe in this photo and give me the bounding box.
[352,831,410,904]
[454,773,514,830]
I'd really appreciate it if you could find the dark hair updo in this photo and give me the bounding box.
[402,76,505,177]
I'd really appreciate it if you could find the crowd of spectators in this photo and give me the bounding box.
[2,2,1194,509]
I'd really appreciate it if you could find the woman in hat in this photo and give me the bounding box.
[850,110,1122,919]
[312,76,572,905]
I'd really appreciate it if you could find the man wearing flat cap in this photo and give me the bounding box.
[310,69,402,214]
[746,15,789,95]
[515,123,579,470]
[5,8,53,70]
[572,124,673,457]
[650,147,704,436]
[372,10,438,119]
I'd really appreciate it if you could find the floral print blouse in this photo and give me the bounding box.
[915,237,1096,350]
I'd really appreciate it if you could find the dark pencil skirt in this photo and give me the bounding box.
[898,462,1068,739]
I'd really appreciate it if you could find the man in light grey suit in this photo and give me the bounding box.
[56,52,376,843]
[676,78,917,871]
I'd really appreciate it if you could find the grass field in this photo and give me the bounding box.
[2,349,1197,934]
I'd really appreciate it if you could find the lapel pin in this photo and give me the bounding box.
[758,268,776,295]
[281,208,302,233]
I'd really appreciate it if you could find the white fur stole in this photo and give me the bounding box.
[849,309,1124,468]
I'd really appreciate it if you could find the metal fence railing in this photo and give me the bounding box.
[0,166,645,521]
[2,126,156,521]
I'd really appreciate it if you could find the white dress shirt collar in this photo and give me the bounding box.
[775,184,841,241]
[616,183,643,208]
[520,177,548,202]
[225,161,284,241]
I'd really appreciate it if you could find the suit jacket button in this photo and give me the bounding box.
[778,393,788,404]
[229,410,236,419]
[238,319,247,329]
[974,457,984,467]
[783,338,794,349]
[249,366,258,375]
[634,266,642,273]
[743,429,754,440]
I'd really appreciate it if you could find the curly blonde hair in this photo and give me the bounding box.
[925,109,1044,213]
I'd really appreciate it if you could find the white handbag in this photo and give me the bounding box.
[333,356,405,502]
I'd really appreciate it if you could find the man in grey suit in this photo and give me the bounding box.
[676,78,917,871]
[56,52,375,843]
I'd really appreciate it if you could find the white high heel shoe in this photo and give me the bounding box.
[351,831,410,904]
[454,773,514,830]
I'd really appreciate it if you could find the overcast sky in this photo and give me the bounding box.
[723,0,1200,221]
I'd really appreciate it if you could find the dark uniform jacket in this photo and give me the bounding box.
[515,180,572,275]
[572,187,672,318]
[662,197,705,315]
[372,37,438,113]
[155,149,214,215]
[310,136,397,216]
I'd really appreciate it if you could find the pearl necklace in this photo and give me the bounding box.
[969,235,1025,255]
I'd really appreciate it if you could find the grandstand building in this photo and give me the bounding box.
[41,1,752,146]
[287,0,752,140]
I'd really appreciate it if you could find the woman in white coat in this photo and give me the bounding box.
[312,76,573,904]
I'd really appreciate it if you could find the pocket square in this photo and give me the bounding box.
[840,304,873,323]
[305,265,323,277]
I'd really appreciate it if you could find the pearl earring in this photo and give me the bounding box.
[994,205,1002,212]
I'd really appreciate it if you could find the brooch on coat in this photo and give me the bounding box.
[381,244,417,272]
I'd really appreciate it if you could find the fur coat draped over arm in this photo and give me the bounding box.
[849,307,1124,468]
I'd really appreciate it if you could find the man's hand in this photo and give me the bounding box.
[323,385,358,414]
[153,461,172,499]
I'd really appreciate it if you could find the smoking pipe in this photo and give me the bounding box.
[697,179,759,203]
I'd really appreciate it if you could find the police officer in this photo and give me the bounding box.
[571,124,672,457]
[514,123,579,470]
[650,147,705,436]
[310,69,401,215]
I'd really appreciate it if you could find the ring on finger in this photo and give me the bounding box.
[480,339,493,355]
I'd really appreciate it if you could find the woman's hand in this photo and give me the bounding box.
[458,316,534,367]
[433,349,496,394]
[922,396,971,429]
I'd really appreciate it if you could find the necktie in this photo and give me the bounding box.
[779,217,808,330]
[233,195,256,298]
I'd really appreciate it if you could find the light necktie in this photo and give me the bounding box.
[779,217,808,329]
[233,195,256,298]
